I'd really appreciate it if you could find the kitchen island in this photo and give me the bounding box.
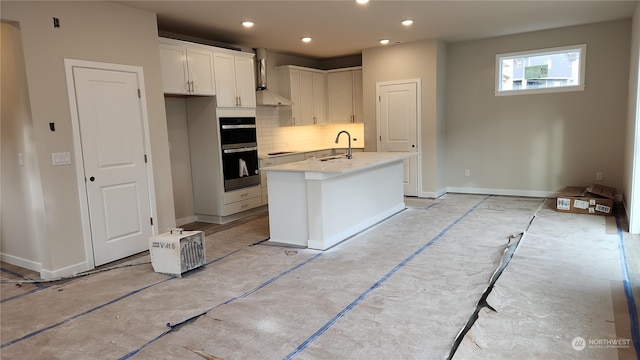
[261,152,413,250]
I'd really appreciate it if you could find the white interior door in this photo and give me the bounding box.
[72,66,152,266]
[378,81,419,196]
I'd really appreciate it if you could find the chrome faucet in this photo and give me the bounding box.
[335,130,352,159]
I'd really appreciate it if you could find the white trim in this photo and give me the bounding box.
[446,186,559,199]
[64,59,158,272]
[39,261,89,280]
[176,215,198,227]
[495,44,586,96]
[0,253,42,273]
[375,78,422,197]
[419,187,447,199]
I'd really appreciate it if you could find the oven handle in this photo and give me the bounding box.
[221,124,256,129]
[223,146,258,154]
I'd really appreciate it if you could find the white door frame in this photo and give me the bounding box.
[64,59,158,270]
[376,78,422,196]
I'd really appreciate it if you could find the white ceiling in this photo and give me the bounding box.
[117,0,639,59]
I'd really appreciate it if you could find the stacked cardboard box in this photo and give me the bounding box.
[555,184,616,216]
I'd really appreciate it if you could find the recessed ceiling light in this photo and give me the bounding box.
[356,0,369,4]
[402,19,413,26]
[380,39,390,45]
[241,21,254,28]
[301,37,312,43]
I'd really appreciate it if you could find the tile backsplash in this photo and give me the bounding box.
[256,107,364,154]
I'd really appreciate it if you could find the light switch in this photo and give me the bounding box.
[52,152,71,166]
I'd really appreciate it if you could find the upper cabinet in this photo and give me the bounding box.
[277,65,326,126]
[327,67,363,123]
[159,38,215,96]
[213,52,256,108]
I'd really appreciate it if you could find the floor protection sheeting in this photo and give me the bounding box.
[453,200,638,360]
[1,194,637,360]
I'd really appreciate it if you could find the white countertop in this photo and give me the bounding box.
[259,147,363,160]
[261,151,415,175]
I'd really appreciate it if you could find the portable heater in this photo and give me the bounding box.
[149,228,206,277]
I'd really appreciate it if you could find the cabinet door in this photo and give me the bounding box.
[234,56,256,108]
[328,71,354,123]
[186,47,215,96]
[312,72,326,125]
[289,69,302,125]
[352,69,363,123]
[213,52,238,107]
[159,43,189,94]
[298,71,315,126]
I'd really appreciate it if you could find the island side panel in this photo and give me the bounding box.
[266,170,309,247]
[306,160,405,250]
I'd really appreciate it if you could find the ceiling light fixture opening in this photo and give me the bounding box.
[301,37,312,43]
[241,21,254,28]
[379,39,390,45]
[402,19,413,26]
[356,0,369,4]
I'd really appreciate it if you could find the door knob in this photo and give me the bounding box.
[89,176,95,182]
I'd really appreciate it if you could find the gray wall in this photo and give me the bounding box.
[1,21,46,270]
[1,1,175,277]
[446,20,631,196]
[362,39,447,197]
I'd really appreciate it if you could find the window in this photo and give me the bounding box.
[495,44,586,96]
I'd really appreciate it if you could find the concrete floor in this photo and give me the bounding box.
[1,194,638,359]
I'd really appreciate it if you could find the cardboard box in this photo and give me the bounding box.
[555,185,615,215]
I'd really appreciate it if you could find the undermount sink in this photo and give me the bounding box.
[319,155,348,162]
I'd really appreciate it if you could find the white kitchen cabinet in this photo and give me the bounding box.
[277,66,326,126]
[260,153,306,205]
[159,38,215,95]
[213,51,256,108]
[259,158,275,205]
[327,67,363,123]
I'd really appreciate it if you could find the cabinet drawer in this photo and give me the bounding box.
[223,196,263,215]
[260,158,276,167]
[223,186,262,204]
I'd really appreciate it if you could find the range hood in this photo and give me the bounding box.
[255,48,293,106]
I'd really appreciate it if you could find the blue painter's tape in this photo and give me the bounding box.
[117,252,325,359]
[224,252,324,305]
[614,212,640,356]
[0,267,47,289]
[1,249,241,350]
[0,278,172,349]
[283,195,491,360]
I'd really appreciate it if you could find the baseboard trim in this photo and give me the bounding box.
[39,261,90,280]
[445,187,560,198]
[176,215,198,227]
[0,253,41,273]
[419,187,447,199]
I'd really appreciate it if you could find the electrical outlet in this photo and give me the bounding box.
[18,153,24,166]
[596,172,604,181]
[464,169,470,177]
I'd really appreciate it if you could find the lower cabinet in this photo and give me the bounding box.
[222,186,263,215]
[259,158,276,205]
[260,153,306,205]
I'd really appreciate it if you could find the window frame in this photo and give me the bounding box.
[495,44,587,96]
